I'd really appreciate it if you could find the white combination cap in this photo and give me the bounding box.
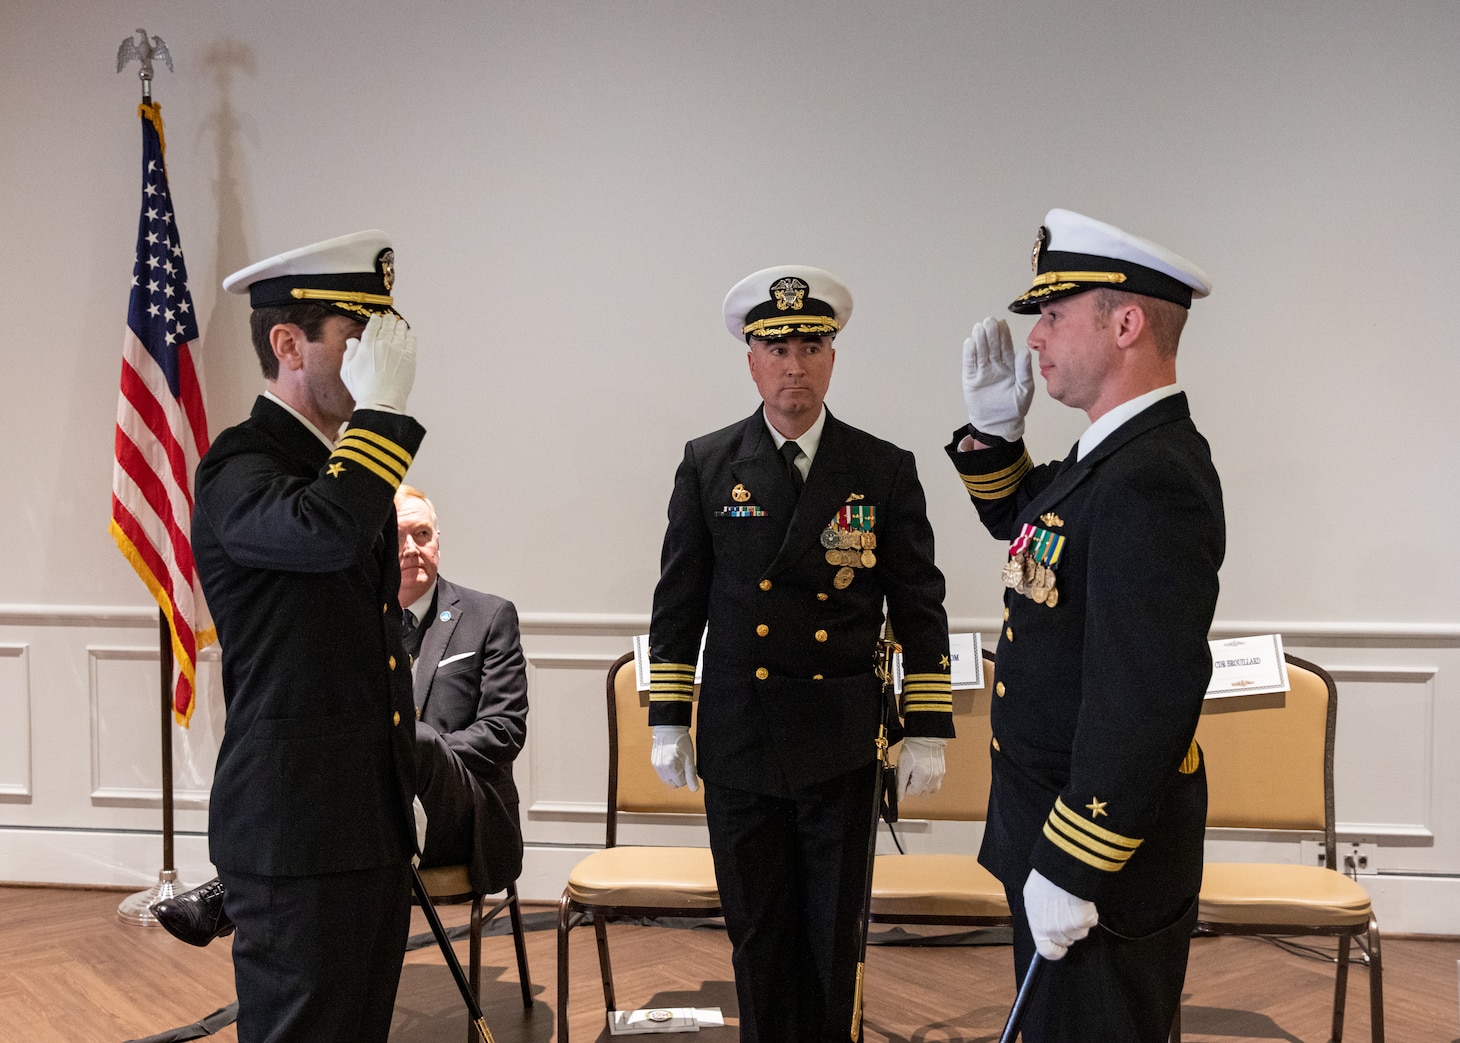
[723,265,853,343]
[1010,209,1211,314]
[223,229,402,323]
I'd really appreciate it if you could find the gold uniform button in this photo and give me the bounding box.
[415,706,422,720]
[813,674,824,680]
[756,624,770,637]
[392,711,401,726]
[814,629,828,643]
[755,667,769,680]
[1005,627,1014,642]
[1004,606,1010,621]
[817,593,829,601]
[996,681,1006,697]
[389,655,397,670]
[759,579,772,591]
[992,737,1001,752]
[383,603,389,614]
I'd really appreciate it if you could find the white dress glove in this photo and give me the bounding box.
[962,316,1034,441]
[650,725,700,792]
[340,313,417,414]
[896,736,947,798]
[1022,868,1098,960]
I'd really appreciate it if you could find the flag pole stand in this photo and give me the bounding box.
[118,609,184,927]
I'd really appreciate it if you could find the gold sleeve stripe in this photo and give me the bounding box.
[1052,797,1142,849]
[959,454,1032,501]
[650,662,696,701]
[1045,811,1139,864]
[331,447,403,487]
[1178,740,1201,774]
[342,427,414,470]
[1042,822,1126,872]
[334,436,408,477]
[336,435,410,479]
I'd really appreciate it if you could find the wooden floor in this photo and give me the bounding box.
[3,885,1458,1042]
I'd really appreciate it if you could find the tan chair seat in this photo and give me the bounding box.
[417,863,473,897]
[870,854,1010,919]
[1200,862,1373,927]
[566,846,721,909]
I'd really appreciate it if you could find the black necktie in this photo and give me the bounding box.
[401,609,424,658]
[781,440,804,493]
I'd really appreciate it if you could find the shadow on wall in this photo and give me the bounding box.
[197,38,261,429]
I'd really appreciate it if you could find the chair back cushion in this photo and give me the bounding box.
[1198,659,1330,831]
[614,658,709,815]
[896,657,994,822]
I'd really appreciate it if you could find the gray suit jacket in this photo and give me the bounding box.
[414,576,528,893]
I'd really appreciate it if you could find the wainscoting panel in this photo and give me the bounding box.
[1,606,1457,934]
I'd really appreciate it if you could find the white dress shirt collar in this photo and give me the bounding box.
[405,581,439,626]
[763,406,827,479]
[264,390,338,450]
[1077,384,1182,461]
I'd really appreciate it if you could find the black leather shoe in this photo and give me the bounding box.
[152,876,235,946]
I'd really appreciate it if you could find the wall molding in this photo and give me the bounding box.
[6,603,1460,647]
[0,643,31,802]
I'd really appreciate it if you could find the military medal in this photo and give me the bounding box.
[821,504,878,590]
[1027,525,1066,608]
[1003,554,1024,588]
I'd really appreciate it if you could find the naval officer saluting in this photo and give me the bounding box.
[648,265,954,1042]
[948,209,1225,1042]
[193,230,425,1043]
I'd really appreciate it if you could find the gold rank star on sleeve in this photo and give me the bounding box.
[1042,795,1142,873]
[330,427,414,488]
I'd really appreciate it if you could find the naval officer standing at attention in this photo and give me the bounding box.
[192,231,424,1043]
[648,266,955,1042]
[947,210,1224,1041]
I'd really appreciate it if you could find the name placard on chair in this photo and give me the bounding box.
[1205,634,1290,699]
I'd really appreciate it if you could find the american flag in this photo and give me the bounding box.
[109,102,214,726]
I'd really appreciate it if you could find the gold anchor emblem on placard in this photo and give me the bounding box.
[1040,512,1064,528]
[731,484,751,503]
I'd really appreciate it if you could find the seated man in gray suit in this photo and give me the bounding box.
[398,484,528,894]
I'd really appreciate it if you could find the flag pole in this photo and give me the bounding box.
[118,610,182,925]
[115,28,187,928]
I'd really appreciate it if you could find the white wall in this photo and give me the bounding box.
[2,1,1458,932]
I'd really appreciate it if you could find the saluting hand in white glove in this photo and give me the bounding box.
[650,725,700,792]
[896,736,947,798]
[341,313,417,414]
[962,316,1034,441]
[1022,868,1098,960]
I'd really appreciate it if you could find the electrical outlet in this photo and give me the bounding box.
[1342,840,1379,875]
[1298,838,1379,873]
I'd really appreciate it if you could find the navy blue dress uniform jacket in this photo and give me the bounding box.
[195,396,424,876]
[650,406,954,795]
[413,577,528,894]
[946,392,1224,910]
